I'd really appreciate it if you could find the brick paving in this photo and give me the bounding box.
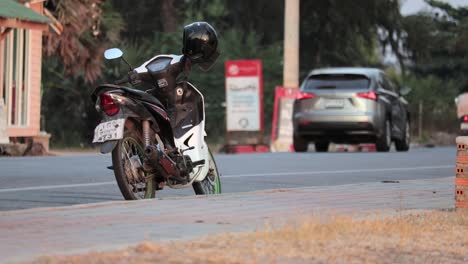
[0,176,454,263]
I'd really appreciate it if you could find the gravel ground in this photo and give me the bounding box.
[29,210,468,264]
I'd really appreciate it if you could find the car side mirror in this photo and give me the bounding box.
[400,86,411,96]
[104,48,123,60]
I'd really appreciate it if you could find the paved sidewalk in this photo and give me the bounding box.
[0,177,454,263]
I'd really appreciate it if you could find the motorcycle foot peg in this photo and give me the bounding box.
[181,146,195,153]
[192,159,205,167]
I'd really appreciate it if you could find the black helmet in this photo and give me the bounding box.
[182,22,220,71]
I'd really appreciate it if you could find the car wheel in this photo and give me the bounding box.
[315,141,329,152]
[293,134,308,152]
[395,121,410,152]
[376,119,391,152]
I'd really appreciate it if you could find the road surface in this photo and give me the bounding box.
[0,147,455,211]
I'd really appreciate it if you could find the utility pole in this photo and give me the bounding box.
[283,0,299,88]
[274,0,299,151]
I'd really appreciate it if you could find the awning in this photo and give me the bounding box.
[0,0,51,31]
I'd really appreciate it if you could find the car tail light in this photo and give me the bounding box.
[100,93,119,116]
[357,91,378,101]
[296,92,316,100]
[463,115,468,122]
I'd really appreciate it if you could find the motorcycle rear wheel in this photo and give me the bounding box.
[192,149,221,195]
[112,130,155,200]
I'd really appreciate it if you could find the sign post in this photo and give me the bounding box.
[271,87,298,152]
[224,60,267,153]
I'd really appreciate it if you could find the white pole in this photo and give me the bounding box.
[273,0,300,152]
[283,0,299,88]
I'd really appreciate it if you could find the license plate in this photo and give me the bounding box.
[461,123,468,130]
[325,99,344,108]
[92,119,125,143]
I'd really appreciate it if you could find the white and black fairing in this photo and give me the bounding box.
[135,54,210,183]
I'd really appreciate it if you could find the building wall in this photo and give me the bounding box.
[6,29,42,137]
[5,2,44,138]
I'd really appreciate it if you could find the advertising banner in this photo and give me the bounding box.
[225,60,263,131]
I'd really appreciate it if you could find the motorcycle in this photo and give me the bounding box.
[91,25,221,200]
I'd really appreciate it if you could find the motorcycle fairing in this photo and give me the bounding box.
[92,84,165,109]
[172,82,210,184]
[134,55,184,74]
[172,82,204,138]
[92,85,172,153]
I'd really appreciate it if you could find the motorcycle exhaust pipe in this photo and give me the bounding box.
[144,145,183,181]
[144,145,160,170]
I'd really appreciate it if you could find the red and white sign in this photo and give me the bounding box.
[271,87,299,151]
[225,60,263,131]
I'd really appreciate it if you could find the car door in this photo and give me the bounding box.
[379,74,404,138]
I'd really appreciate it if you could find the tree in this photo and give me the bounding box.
[44,0,124,82]
[299,0,403,77]
[403,0,468,84]
[41,1,125,146]
[399,0,468,134]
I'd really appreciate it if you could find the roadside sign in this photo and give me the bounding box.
[271,87,298,152]
[225,60,263,132]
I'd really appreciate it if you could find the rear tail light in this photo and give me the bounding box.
[463,115,468,122]
[296,92,316,100]
[100,93,119,116]
[357,91,378,101]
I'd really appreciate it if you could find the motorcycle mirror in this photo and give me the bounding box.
[399,86,411,96]
[104,48,123,60]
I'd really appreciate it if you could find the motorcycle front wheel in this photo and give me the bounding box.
[192,149,222,195]
[112,130,155,200]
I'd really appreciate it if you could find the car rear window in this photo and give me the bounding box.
[303,74,370,90]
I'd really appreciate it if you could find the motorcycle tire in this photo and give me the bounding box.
[193,148,221,195]
[112,129,156,200]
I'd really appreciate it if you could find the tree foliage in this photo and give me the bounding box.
[44,0,124,82]
[403,0,468,83]
[398,0,468,133]
[300,0,402,74]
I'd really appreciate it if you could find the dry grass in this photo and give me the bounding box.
[30,211,467,264]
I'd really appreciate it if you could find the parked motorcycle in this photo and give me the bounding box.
[91,22,221,200]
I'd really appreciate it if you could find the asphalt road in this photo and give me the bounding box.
[0,147,455,211]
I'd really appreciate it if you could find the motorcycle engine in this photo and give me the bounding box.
[171,154,194,177]
[144,145,194,184]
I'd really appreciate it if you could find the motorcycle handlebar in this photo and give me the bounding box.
[114,70,139,86]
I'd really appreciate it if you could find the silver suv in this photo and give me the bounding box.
[292,67,411,152]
